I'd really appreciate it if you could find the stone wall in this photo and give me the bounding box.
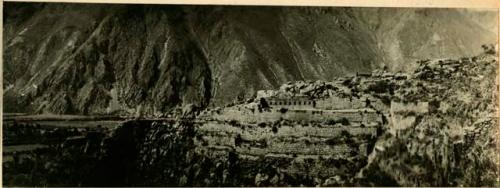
[389,101,429,135]
[390,101,429,114]
[316,96,367,110]
[212,108,382,125]
[267,97,316,110]
[265,95,377,111]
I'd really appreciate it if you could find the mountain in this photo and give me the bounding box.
[3,3,497,115]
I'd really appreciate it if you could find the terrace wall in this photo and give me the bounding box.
[194,121,379,176]
[213,108,382,125]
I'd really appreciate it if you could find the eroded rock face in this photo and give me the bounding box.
[4,3,497,115]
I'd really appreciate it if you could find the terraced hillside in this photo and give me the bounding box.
[4,49,498,186]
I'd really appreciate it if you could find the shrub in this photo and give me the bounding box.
[340,130,351,137]
[429,100,440,113]
[258,122,267,128]
[271,126,278,134]
[326,119,337,125]
[229,120,240,127]
[367,80,392,93]
[326,138,341,145]
[235,134,242,147]
[339,118,350,126]
[279,108,288,114]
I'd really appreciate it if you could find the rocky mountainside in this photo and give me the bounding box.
[359,50,499,186]
[3,3,497,115]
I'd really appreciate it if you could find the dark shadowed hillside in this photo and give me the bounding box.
[3,3,497,115]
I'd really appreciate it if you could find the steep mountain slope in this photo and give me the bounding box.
[353,8,498,71]
[4,4,213,115]
[3,3,497,115]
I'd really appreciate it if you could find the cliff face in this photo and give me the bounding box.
[3,3,497,115]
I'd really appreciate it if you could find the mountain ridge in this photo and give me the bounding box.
[3,3,497,115]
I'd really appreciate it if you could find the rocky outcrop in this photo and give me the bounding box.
[358,51,499,186]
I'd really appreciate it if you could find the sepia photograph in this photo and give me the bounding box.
[2,1,499,186]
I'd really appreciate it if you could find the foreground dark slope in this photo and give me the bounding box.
[3,3,497,115]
